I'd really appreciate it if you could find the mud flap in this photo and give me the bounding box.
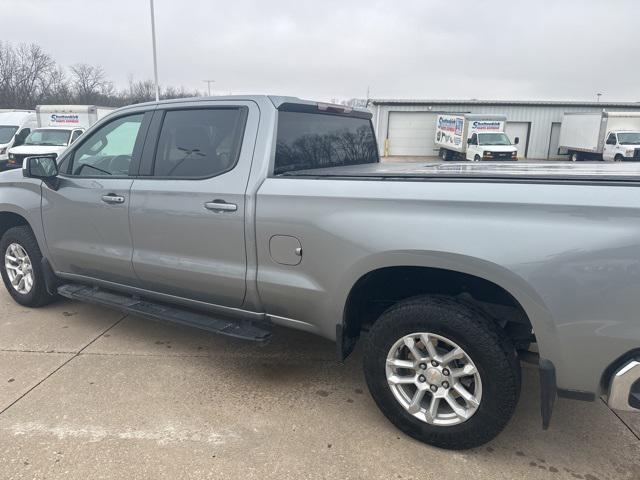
[539,359,557,430]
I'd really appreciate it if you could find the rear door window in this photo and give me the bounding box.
[152,108,247,178]
[274,111,378,175]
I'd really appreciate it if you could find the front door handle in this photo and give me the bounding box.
[204,200,237,212]
[101,194,125,204]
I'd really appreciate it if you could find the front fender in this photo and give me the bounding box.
[0,172,47,258]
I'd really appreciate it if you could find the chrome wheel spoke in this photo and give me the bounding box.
[420,333,439,360]
[403,336,422,360]
[386,358,415,370]
[388,374,416,385]
[453,382,480,408]
[441,347,464,365]
[450,364,476,378]
[407,389,426,414]
[444,392,469,420]
[425,395,440,422]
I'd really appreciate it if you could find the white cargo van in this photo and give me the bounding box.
[435,114,519,161]
[0,111,37,169]
[558,111,640,162]
[6,105,115,169]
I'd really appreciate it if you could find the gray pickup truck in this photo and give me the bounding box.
[1,95,639,450]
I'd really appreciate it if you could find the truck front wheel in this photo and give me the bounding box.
[363,295,521,449]
[0,226,56,307]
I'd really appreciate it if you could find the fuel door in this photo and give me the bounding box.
[269,235,303,266]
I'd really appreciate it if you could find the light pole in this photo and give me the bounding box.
[596,93,602,103]
[203,79,215,96]
[149,0,160,102]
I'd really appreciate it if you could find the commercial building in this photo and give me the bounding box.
[370,99,640,159]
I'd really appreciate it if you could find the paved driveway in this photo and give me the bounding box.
[0,288,639,479]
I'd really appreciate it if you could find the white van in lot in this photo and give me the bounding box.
[6,105,114,169]
[6,127,85,169]
[435,114,519,161]
[0,111,37,170]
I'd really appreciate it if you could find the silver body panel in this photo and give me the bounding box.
[0,96,639,399]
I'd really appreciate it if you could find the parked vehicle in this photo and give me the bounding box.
[0,111,37,170]
[435,113,519,161]
[559,111,640,162]
[0,96,639,450]
[35,104,115,130]
[7,127,85,169]
[5,105,115,169]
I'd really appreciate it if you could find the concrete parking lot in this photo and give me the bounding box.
[0,288,639,480]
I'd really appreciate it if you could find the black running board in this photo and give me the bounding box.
[57,283,272,344]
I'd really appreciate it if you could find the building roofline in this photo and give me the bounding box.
[370,98,640,108]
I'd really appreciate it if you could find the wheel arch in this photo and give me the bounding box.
[337,251,557,361]
[0,211,33,242]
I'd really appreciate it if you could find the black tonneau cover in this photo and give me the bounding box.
[281,162,640,183]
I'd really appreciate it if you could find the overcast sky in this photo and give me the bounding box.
[4,0,639,102]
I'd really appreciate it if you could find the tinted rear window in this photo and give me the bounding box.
[154,108,246,178]
[274,112,378,175]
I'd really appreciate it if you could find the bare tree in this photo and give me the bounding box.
[41,66,73,104]
[0,41,203,109]
[69,63,112,103]
[0,42,55,108]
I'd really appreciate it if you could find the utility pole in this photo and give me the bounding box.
[149,0,160,102]
[203,79,216,96]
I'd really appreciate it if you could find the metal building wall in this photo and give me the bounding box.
[371,102,640,159]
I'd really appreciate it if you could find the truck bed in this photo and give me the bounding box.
[282,161,640,183]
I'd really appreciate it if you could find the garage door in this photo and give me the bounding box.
[387,112,437,156]
[505,122,530,159]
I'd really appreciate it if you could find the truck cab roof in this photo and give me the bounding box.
[112,95,372,118]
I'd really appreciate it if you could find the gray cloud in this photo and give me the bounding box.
[3,0,639,101]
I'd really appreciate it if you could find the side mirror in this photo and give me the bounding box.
[23,156,59,188]
[514,137,520,145]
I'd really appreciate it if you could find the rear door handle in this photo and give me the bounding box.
[204,200,237,212]
[101,194,125,204]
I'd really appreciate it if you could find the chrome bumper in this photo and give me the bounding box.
[607,360,640,412]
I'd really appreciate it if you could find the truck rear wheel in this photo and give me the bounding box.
[440,149,449,161]
[363,295,521,450]
[570,151,581,162]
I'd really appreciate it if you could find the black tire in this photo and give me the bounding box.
[440,149,449,161]
[363,295,521,450]
[0,225,55,307]
[614,154,624,162]
[473,155,481,162]
[570,151,581,162]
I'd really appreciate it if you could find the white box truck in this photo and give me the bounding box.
[558,111,640,162]
[6,105,115,169]
[0,110,37,169]
[435,114,519,161]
